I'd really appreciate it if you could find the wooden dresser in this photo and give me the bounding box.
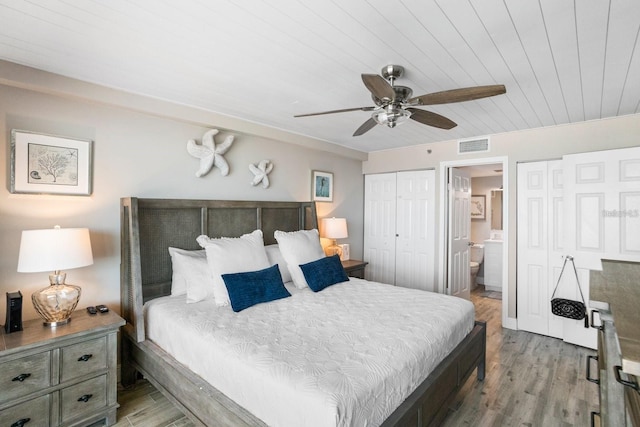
[589,259,640,426]
[0,309,125,427]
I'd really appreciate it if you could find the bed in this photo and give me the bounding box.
[120,197,486,427]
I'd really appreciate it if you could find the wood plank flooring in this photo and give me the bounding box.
[441,287,598,426]
[115,286,598,426]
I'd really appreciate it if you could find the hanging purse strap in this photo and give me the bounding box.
[551,255,586,303]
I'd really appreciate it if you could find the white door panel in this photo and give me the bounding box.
[548,162,565,338]
[448,168,471,299]
[562,147,640,349]
[517,161,564,339]
[564,147,640,267]
[364,173,396,284]
[396,170,436,291]
[517,162,551,336]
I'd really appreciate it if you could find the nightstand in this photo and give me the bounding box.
[0,309,125,427]
[341,259,368,279]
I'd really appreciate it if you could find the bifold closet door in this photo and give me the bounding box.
[364,170,436,291]
[517,147,640,349]
[364,173,397,285]
[395,170,436,292]
[562,146,640,349]
[516,160,564,338]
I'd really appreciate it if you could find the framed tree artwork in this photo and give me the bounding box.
[470,195,486,219]
[312,170,333,202]
[10,130,93,195]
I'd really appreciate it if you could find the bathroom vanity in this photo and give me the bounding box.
[483,239,503,292]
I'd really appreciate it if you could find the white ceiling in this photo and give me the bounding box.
[0,0,639,153]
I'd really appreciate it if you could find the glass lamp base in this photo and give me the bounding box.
[31,283,81,327]
[324,242,343,258]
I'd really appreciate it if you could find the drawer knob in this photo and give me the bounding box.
[11,418,30,427]
[11,373,31,382]
[77,354,93,362]
[77,394,93,403]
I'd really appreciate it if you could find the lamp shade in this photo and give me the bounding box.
[18,227,93,273]
[322,217,348,239]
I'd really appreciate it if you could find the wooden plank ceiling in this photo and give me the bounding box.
[0,0,638,153]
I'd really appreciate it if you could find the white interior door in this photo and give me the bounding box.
[562,146,640,349]
[448,167,471,299]
[395,170,436,292]
[364,173,397,284]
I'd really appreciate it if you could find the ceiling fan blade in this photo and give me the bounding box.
[362,74,395,101]
[294,106,375,118]
[407,108,457,130]
[353,118,378,136]
[409,84,506,106]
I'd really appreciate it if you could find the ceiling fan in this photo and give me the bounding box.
[294,65,506,137]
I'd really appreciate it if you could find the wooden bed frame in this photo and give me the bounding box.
[120,197,486,427]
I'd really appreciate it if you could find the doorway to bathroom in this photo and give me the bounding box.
[438,156,510,329]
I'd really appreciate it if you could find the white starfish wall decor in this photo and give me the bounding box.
[249,159,273,189]
[186,129,234,177]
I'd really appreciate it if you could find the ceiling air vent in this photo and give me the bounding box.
[458,137,490,154]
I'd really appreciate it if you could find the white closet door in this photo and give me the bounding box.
[562,146,640,349]
[517,161,564,338]
[395,170,436,292]
[564,146,640,265]
[364,173,397,284]
[548,162,565,339]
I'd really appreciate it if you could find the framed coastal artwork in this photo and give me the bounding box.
[312,170,333,202]
[10,130,93,195]
[470,195,486,219]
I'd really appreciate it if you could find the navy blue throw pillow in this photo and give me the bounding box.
[300,254,349,292]
[222,264,291,312]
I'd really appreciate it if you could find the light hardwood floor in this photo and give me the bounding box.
[115,286,598,426]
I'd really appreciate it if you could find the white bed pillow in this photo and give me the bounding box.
[167,247,208,297]
[265,244,292,283]
[196,229,270,306]
[274,229,325,289]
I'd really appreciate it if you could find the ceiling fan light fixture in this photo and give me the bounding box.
[372,106,411,128]
[294,65,505,136]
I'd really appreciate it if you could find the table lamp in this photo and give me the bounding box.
[322,217,348,257]
[17,226,93,327]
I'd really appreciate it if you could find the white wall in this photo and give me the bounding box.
[363,113,640,319]
[0,68,366,323]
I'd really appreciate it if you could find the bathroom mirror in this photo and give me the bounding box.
[491,190,503,230]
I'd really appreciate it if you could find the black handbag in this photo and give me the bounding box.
[550,256,588,324]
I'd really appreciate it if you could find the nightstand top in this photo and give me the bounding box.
[1,308,125,354]
[341,259,368,269]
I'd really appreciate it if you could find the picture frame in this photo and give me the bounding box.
[312,170,333,202]
[470,195,486,219]
[10,130,93,196]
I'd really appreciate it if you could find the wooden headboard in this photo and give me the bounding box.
[120,197,318,342]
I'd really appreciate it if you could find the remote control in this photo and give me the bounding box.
[96,304,109,313]
[86,306,97,315]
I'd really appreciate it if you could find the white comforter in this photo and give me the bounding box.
[145,278,475,427]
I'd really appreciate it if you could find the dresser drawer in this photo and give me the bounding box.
[60,336,107,383]
[0,352,51,403]
[60,375,107,423]
[0,394,50,427]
